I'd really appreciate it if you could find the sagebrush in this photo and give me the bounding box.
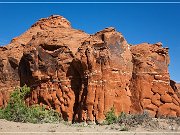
[118,111,152,128]
[104,108,153,131]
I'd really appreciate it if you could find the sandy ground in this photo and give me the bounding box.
[0,119,180,135]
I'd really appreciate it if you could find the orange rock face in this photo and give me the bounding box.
[0,15,88,110]
[0,15,180,121]
[130,43,180,117]
[72,28,133,123]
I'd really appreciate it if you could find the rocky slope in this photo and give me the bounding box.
[0,15,179,123]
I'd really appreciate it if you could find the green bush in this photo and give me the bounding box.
[0,86,61,123]
[104,107,118,125]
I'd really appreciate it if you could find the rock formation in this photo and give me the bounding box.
[71,28,133,123]
[0,15,180,123]
[130,43,180,117]
[0,15,88,110]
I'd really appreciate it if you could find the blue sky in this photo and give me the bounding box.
[0,1,180,82]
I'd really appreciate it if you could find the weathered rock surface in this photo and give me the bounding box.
[130,43,180,117]
[72,28,133,123]
[0,15,88,109]
[0,15,180,122]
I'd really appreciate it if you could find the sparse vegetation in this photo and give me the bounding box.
[121,111,150,126]
[103,108,180,131]
[0,86,61,123]
[160,116,180,127]
[104,108,154,131]
[118,111,152,129]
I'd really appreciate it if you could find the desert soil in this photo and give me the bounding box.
[0,119,179,135]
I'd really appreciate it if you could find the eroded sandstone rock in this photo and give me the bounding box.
[130,43,180,117]
[19,45,76,121]
[72,27,133,123]
[0,15,88,109]
[0,15,180,122]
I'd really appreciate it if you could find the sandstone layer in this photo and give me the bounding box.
[0,15,179,123]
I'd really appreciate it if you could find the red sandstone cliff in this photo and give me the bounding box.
[0,15,179,123]
[131,43,179,117]
[0,15,88,108]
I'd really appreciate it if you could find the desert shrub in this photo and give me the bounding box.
[170,117,180,126]
[118,111,152,128]
[160,116,180,126]
[25,105,61,123]
[104,107,118,125]
[0,86,61,123]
